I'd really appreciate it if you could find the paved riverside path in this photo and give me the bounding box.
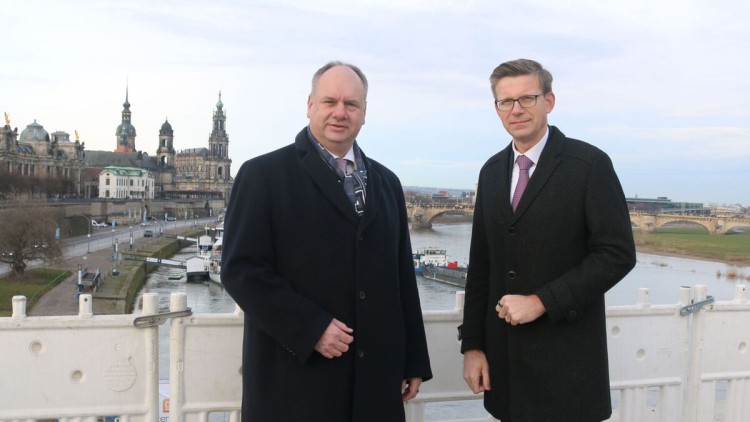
[29,243,118,316]
[29,221,211,316]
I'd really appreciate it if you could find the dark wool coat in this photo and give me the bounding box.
[461,126,636,422]
[221,128,432,422]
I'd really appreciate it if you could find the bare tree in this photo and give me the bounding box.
[0,203,62,278]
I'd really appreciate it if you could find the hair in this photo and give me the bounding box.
[489,59,553,98]
[311,61,369,100]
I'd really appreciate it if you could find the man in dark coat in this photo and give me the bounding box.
[460,59,636,422]
[221,61,432,422]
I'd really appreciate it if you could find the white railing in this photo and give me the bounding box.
[0,284,748,422]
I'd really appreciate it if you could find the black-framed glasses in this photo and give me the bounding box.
[495,93,545,111]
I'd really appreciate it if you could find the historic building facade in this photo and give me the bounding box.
[163,93,233,201]
[3,87,233,207]
[0,112,86,198]
[85,89,233,203]
[98,166,154,199]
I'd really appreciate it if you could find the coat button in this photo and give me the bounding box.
[568,310,578,319]
[357,350,364,358]
[359,291,366,300]
[508,227,515,234]
[508,271,516,279]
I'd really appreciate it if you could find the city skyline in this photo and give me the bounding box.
[2,0,748,206]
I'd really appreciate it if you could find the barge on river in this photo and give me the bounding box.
[414,247,468,287]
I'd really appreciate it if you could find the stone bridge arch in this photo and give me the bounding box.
[407,205,474,229]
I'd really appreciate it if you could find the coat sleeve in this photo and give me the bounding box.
[221,159,332,363]
[534,152,636,323]
[460,166,491,353]
[393,178,433,382]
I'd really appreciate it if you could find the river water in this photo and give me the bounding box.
[133,223,748,420]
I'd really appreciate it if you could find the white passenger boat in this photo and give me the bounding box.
[208,223,223,285]
[185,235,214,282]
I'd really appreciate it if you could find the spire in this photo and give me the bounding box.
[216,90,224,109]
[123,78,130,110]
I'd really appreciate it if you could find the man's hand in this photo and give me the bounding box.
[314,318,354,358]
[496,294,546,326]
[401,377,422,401]
[463,350,491,394]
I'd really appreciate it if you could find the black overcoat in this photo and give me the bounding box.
[461,126,636,422]
[221,128,432,422]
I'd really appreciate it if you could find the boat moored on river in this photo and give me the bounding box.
[414,247,468,287]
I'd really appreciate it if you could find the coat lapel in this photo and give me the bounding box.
[512,127,564,218]
[294,130,360,222]
[357,153,381,233]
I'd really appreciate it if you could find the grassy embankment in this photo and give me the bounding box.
[634,226,750,280]
[0,269,72,317]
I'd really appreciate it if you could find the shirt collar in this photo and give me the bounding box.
[512,126,548,165]
[329,147,355,163]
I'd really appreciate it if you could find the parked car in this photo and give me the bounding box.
[143,229,154,237]
[166,216,177,221]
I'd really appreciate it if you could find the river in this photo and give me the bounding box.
[133,223,748,420]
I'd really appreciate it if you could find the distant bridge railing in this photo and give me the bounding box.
[1,285,749,422]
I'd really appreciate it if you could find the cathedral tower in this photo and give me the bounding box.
[208,92,229,160]
[208,92,231,186]
[115,84,136,152]
[157,118,175,167]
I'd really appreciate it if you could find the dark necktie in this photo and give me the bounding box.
[511,155,533,211]
[336,158,357,206]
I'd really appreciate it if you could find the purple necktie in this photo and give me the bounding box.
[511,155,533,212]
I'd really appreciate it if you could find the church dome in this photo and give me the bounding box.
[160,119,173,136]
[116,123,137,137]
[19,120,49,142]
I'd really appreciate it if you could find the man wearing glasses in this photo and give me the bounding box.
[459,59,636,421]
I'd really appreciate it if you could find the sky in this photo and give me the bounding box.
[2,0,748,206]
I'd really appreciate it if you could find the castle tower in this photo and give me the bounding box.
[157,118,175,167]
[115,83,136,152]
[208,92,229,160]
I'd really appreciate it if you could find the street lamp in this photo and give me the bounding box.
[78,214,92,254]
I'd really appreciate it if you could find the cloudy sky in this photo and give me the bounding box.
[3,0,748,205]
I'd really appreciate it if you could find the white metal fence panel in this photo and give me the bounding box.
[604,287,693,422]
[2,285,748,422]
[693,284,750,422]
[168,293,243,422]
[0,294,161,422]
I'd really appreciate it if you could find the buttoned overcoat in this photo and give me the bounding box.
[221,128,432,422]
[461,126,636,422]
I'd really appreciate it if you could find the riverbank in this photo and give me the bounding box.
[634,228,750,268]
[27,228,204,316]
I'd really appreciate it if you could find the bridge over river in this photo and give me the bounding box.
[630,212,750,234]
[407,204,474,228]
[407,206,750,234]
